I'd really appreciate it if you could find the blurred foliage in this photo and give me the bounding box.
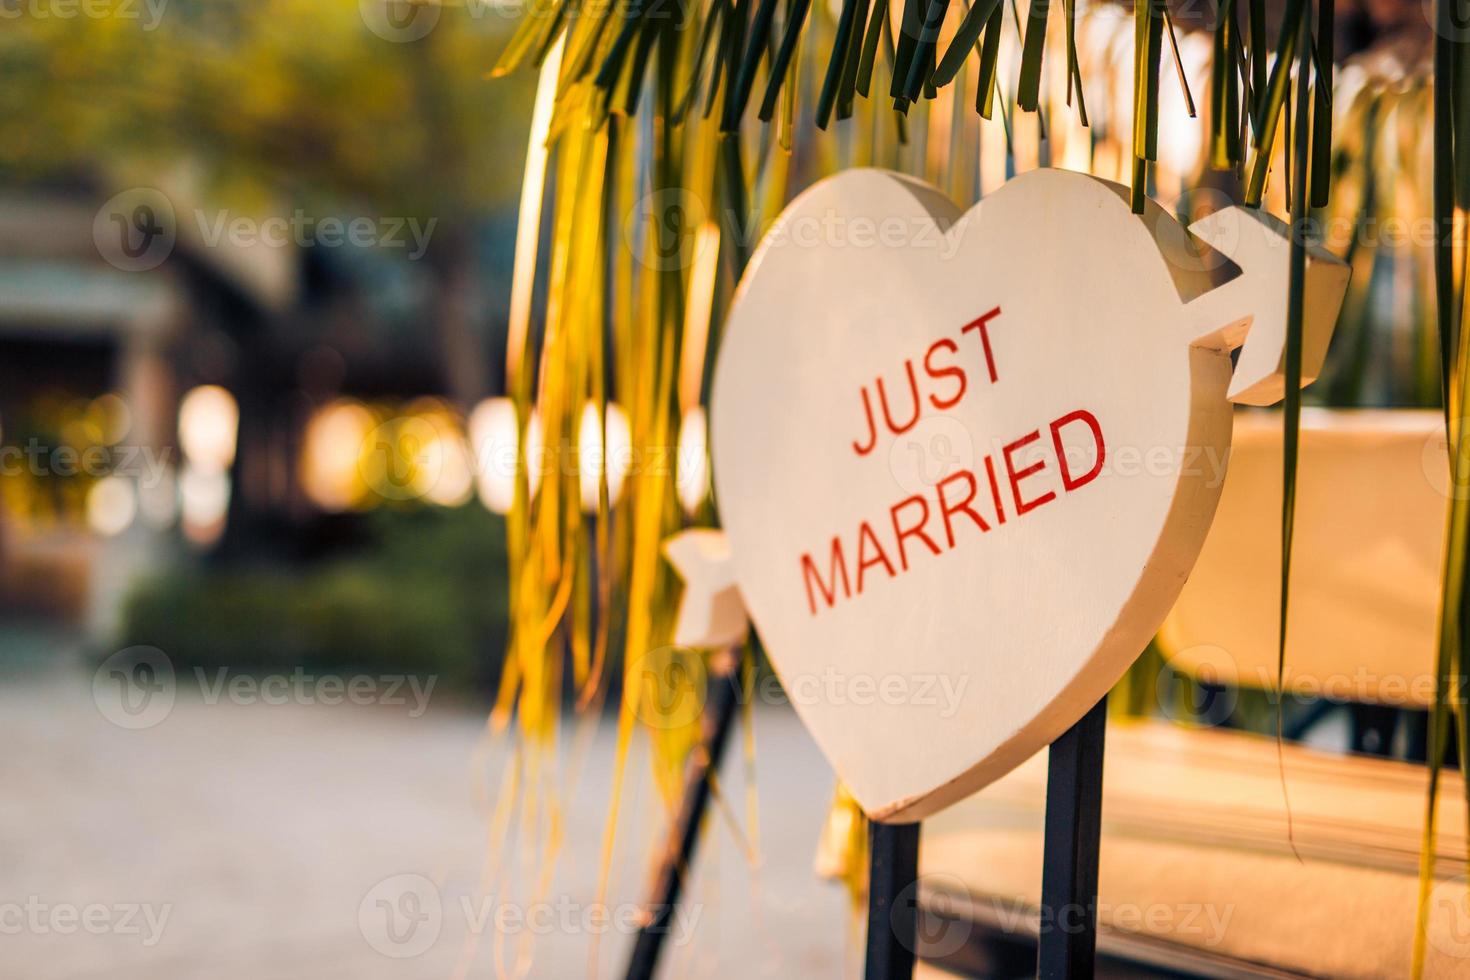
[0,0,536,215]
[117,504,509,687]
[0,391,133,529]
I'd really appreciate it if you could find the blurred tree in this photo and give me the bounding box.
[0,0,537,405]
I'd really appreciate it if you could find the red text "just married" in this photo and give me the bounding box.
[799,307,1107,616]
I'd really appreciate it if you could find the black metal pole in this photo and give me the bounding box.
[624,648,743,980]
[1037,694,1108,979]
[864,820,922,980]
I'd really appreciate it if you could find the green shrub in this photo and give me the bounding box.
[118,506,509,690]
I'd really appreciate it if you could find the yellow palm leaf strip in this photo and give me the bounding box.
[932,0,1000,89]
[497,34,567,735]
[577,128,617,711]
[1209,0,1240,170]
[490,637,523,732]
[1130,0,1162,213]
[676,121,722,414]
[554,125,609,696]
[506,34,565,391]
[1243,0,1305,206]
[1271,0,1313,866]
[517,131,582,743]
[492,0,566,78]
[1418,218,1470,980]
[1161,7,1194,119]
[561,0,616,85]
[1307,0,1332,207]
[593,105,686,929]
[451,733,524,980]
[702,762,760,864]
[679,221,722,416]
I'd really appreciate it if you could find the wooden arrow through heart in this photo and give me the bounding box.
[665,167,1348,822]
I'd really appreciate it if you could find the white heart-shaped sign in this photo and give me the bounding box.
[704,168,1347,821]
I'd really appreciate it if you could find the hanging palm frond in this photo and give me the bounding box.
[484,0,1361,967]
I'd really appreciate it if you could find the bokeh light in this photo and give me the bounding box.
[300,399,376,512]
[578,401,631,513]
[180,465,230,547]
[677,406,709,516]
[178,386,239,475]
[86,475,137,537]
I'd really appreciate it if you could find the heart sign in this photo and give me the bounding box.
[670,168,1348,823]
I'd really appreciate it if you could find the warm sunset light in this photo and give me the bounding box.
[7,6,1444,979]
[177,385,239,475]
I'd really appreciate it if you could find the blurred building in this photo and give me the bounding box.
[0,183,296,635]
[0,178,519,643]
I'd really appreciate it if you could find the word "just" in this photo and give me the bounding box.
[851,306,1002,456]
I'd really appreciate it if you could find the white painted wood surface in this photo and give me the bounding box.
[672,168,1348,822]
